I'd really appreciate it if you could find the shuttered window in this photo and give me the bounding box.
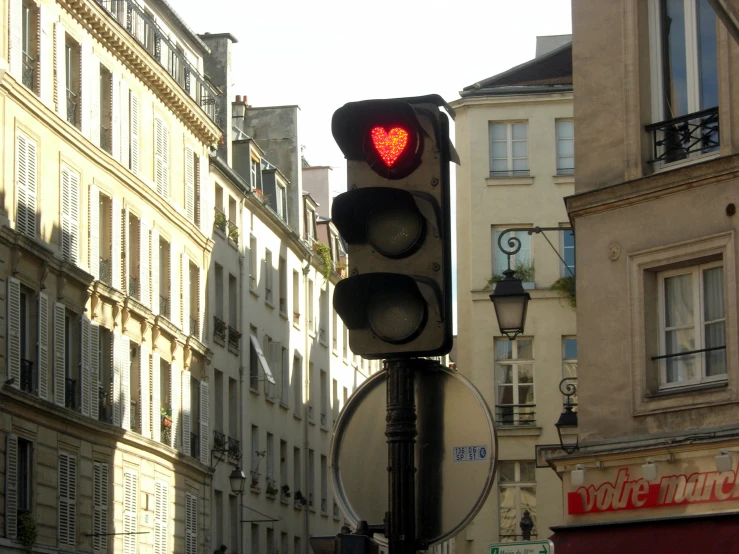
[151,352,161,442]
[139,344,151,439]
[123,470,138,554]
[53,303,66,407]
[154,481,168,554]
[113,332,131,429]
[89,322,99,419]
[151,229,160,315]
[111,197,122,290]
[139,221,150,308]
[185,493,197,554]
[185,147,195,222]
[199,380,209,465]
[16,131,37,239]
[89,185,100,279]
[38,292,49,400]
[7,278,21,388]
[80,316,91,417]
[58,451,77,548]
[93,461,109,554]
[53,22,66,121]
[181,370,191,457]
[5,434,18,539]
[154,117,168,197]
[129,91,139,175]
[61,165,80,264]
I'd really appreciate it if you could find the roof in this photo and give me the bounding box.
[149,0,210,54]
[461,41,572,97]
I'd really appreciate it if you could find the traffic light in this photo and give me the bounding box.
[331,95,456,359]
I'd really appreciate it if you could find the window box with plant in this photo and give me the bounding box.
[313,242,333,280]
[266,478,279,498]
[214,316,227,342]
[487,260,535,290]
[281,484,292,503]
[17,510,37,551]
[228,222,239,244]
[294,490,306,508]
[214,209,227,233]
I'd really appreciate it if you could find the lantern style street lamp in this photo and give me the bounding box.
[229,467,247,495]
[489,268,530,340]
[555,377,579,454]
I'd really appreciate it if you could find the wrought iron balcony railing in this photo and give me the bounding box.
[495,404,536,427]
[228,436,241,461]
[99,257,110,284]
[646,107,719,165]
[227,221,239,244]
[159,295,169,318]
[213,430,227,452]
[228,326,241,350]
[66,89,78,127]
[213,316,227,341]
[128,276,138,299]
[95,0,220,124]
[189,317,198,337]
[65,378,77,410]
[100,124,111,153]
[22,52,35,90]
[20,359,33,393]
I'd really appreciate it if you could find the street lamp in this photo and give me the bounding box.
[555,377,579,454]
[229,467,247,495]
[489,268,530,340]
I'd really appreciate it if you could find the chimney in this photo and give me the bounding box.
[233,94,247,121]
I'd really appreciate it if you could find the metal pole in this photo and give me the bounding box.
[385,358,430,554]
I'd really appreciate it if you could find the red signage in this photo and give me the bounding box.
[568,463,739,515]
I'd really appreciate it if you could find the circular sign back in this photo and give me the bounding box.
[331,365,497,548]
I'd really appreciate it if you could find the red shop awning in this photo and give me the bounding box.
[550,513,739,554]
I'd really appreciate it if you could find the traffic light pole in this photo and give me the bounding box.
[386,358,434,554]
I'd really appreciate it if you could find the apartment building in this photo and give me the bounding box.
[451,37,575,553]
[550,1,739,551]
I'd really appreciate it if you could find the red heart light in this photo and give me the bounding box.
[370,126,410,167]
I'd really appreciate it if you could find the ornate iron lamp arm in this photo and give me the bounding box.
[497,226,575,279]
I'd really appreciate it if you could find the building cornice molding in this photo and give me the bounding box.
[450,91,574,109]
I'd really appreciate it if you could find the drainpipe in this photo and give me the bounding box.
[302,259,312,554]
[239,197,247,554]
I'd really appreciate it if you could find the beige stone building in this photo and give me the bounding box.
[550,1,739,551]
[451,37,576,552]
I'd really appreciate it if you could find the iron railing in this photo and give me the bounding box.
[161,412,172,445]
[95,0,220,125]
[130,399,138,433]
[20,359,33,393]
[99,386,112,423]
[213,430,227,451]
[495,404,536,426]
[65,378,77,410]
[227,221,239,244]
[100,124,111,153]
[214,208,227,233]
[66,89,78,127]
[159,295,169,318]
[228,436,241,461]
[213,316,227,341]
[128,276,138,299]
[22,52,35,90]
[99,258,110,284]
[189,317,198,337]
[228,326,241,350]
[190,432,199,459]
[646,106,719,165]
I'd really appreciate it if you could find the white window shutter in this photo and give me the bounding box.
[8,0,21,80]
[70,171,80,264]
[90,322,99,420]
[16,132,37,239]
[185,147,195,222]
[119,80,129,168]
[120,334,131,430]
[151,352,161,442]
[61,167,80,264]
[154,481,168,554]
[154,118,169,197]
[38,292,49,400]
[80,316,91,417]
[139,343,150,439]
[170,361,180,450]
[39,5,53,106]
[89,184,100,279]
[181,253,189,333]
[198,267,206,342]
[93,462,109,554]
[5,434,18,540]
[151,228,160,315]
[80,41,90,139]
[89,54,100,146]
[199,380,209,465]
[199,154,209,235]
[6,278,21,387]
[122,206,129,295]
[123,471,138,554]
[58,452,77,548]
[129,91,139,176]
[169,244,179,325]
[112,331,121,426]
[181,370,191,457]
[54,302,66,407]
[185,493,197,554]
[111,73,121,162]
[54,22,67,121]
[111,198,122,290]
[139,220,150,308]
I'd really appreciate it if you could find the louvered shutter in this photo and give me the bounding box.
[5,434,18,540]
[169,244,179,325]
[8,0,21,80]
[199,267,205,342]
[161,119,169,197]
[54,303,66,407]
[129,91,139,175]
[61,167,80,264]
[170,361,180,449]
[139,220,150,308]
[112,332,121,426]
[151,228,159,315]
[181,371,191,457]
[38,292,49,400]
[122,206,129,295]
[199,154,209,234]
[111,198,122,290]
[120,80,129,168]
[93,461,109,554]
[154,481,168,554]
[181,253,189,333]
[120,334,131,430]
[199,380,209,465]
[123,471,138,554]
[185,147,195,222]
[16,132,37,239]
[89,54,100,146]
[80,41,90,139]
[89,185,100,279]
[185,493,197,554]
[151,352,161,442]
[80,316,91,417]
[54,22,66,121]
[58,452,77,548]
[139,343,150,439]
[39,5,52,105]
[111,73,120,161]
[7,278,21,387]
[90,322,99,420]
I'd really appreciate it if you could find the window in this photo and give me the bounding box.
[307,363,315,422]
[186,493,197,554]
[293,354,302,416]
[100,65,112,154]
[250,235,258,292]
[64,36,80,128]
[319,289,328,345]
[305,205,316,242]
[294,446,301,502]
[494,338,535,425]
[489,122,528,177]
[126,212,140,299]
[492,227,533,282]
[293,270,300,326]
[189,262,199,337]
[561,228,575,276]
[185,147,197,223]
[214,264,224,322]
[154,481,168,554]
[320,370,328,427]
[342,324,349,361]
[249,326,259,391]
[129,91,139,174]
[332,310,338,352]
[229,274,238,330]
[265,250,273,305]
[251,425,260,484]
[251,524,259,554]
[20,0,39,92]
[658,261,726,388]
[562,337,578,407]
[321,455,328,513]
[555,120,574,175]
[279,257,287,314]
[498,461,536,542]
[154,117,169,198]
[123,471,138,554]
[280,440,288,498]
[281,346,289,406]
[159,238,171,319]
[92,461,109,554]
[308,279,314,333]
[15,131,37,239]
[267,528,275,554]
[250,157,261,190]
[308,449,315,509]
[60,166,80,264]
[266,433,275,492]
[276,181,286,220]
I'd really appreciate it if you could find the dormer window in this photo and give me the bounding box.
[305,205,316,242]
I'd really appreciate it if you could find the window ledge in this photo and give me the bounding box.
[645,380,728,398]
[279,310,289,320]
[309,331,317,339]
[651,152,721,175]
[266,395,276,405]
[280,401,289,410]
[213,334,225,347]
[293,322,301,331]
[294,413,302,421]
[250,387,260,395]
[249,286,259,298]
[228,344,239,356]
[553,174,575,185]
[495,425,543,437]
[486,176,534,186]
[229,240,239,251]
[265,299,275,309]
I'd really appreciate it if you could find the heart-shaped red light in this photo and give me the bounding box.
[370,126,409,167]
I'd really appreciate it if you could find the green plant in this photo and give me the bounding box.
[313,242,332,280]
[550,275,576,308]
[214,211,227,232]
[281,484,292,498]
[486,260,536,289]
[17,510,37,551]
[228,226,239,241]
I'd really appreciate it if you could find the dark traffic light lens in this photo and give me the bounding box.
[367,285,426,344]
[366,205,424,258]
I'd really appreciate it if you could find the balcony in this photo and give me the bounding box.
[228,436,241,462]
[646,107,719,165]
[95,0,220,125]
[161,412,172,446]
[22,52,35,90]
[190,432,199,460]
[213,316,227,341]
[228,221,239,244]
[20,359,33,393]
[66,89,78,127]
[159,295,170,319]
[65,378,77,410]
[128,276,138,299]
[214,208,227,233]
[99,258,110,284]
[130,399,138,433]
[495,404,536,427]
[189,317,199,337]
[228,326,241,350]
[213,430,227,451]
[100,124,111,153]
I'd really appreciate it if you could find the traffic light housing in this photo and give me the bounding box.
[331,95,456,359]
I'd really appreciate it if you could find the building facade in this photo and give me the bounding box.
[452,37,576,553]
[551,1,739,551]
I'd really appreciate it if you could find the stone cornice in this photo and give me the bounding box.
[57,0,221,145]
